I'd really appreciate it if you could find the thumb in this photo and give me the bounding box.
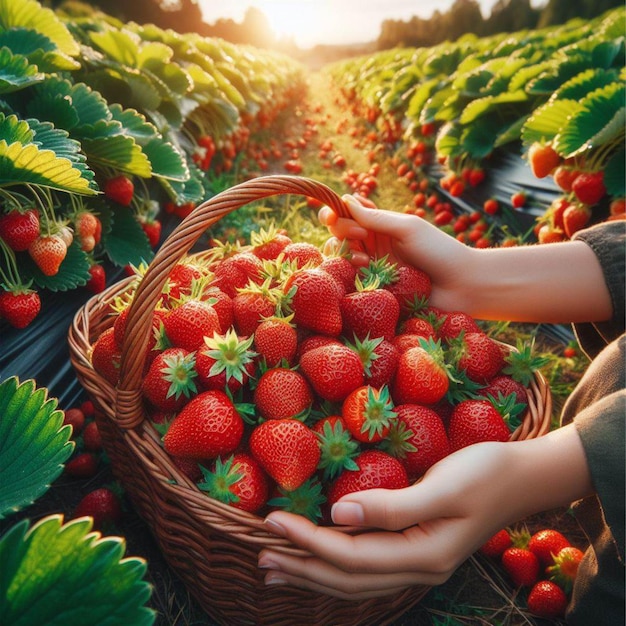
[342,194,414,239]
[331,482,448,531]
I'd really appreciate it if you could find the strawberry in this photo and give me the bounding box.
[610,197,625,216]
[202,286,233,333]
[384,265,432,317]
[527,580,568,619]
[281,242,324,268]
[315,417,360,480]
[91,326,122,385]
[437,311,481,342]
[528,529,571,567]
[163,390,244,459]
[171,456,203,482]
[479,528,512,559]
[250,224,292,260]
[283,268,343,336]
[483,198,499,215]
[0,208,40,251]
[82,420,102,452]
[253,367,313,420]
[249,419,320,491]
[86,263,106,294]
[75,211,101,252]
[80,400,95,418]
[327,450,409,507]
[342,385,397,443]
[448,397,515,451]
[142,348,198,412]
[399,317,436,340]
[165,262,204,301]
[562,203,591,238]
[450,331,505,383]
[482,374,528,407]
[296,334,342,360]
[63,407,86,436]
[349,335,399,388]
[198,453,269,514]
[299,343,364,402]
[141,219,162,248]
[73,487,123,530]
[162,299,221,351]
[571,170,606,206]
[213,251,264,298]
[341,279,400,341]
[392,338,450,405]
[547,546,584,592]
[65,452,98,478]
[0,287,41,328]
[253,315,298,367]
[318,255,357,292]
[468,167,485,187]
[528,142,561,179]
[104,174,134,206]
[553,165,578,192]
[232,279,280,336]
[28,234,67,276]
[384,404,450,479]
[511,191,527,209]
[501,546,540,587]
[392,333,428,353]
[267,477,327,523]
[196,330,256,394]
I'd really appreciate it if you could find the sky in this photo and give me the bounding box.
[198,0,544,49]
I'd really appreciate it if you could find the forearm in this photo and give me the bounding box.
[460,241,613,323]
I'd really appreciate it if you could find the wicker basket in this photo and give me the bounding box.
[68,175,552,626]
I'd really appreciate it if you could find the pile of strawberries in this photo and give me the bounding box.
[89,222,544,524]
[480,525,585,619]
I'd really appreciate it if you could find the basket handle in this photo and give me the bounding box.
[115,175,354,429]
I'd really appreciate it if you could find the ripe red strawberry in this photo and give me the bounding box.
[392,338,450,405]
[142,347,198,412]
[547,546,584,592]
[384,265,432,318]
[232,280,280,336]
[350,336,399,388]
[166,262,204,301]
[163,299,221,351]
[0,208,40,251]
[63,407,86,436]
[198,453,269,514]
[451,331,505,383]
[253,367,313,420]
[468,167,485,187]
[501,546,540,587]
[528,142,560,178]
[553,165,578,192]
[392,333,428,353]
[104,174,134,206]
[483,198,499,215]
[249,419,320,491]
[400,317,436,340]
[86,263,106,293]
[511,191,527,209]
[448,397,513,451]
[28,234,67,276]
[482,375,528,407]
[342,385,397,443]
[479,528,512,559]
[318,255,357,292]
[196,330,256,393]
[299,343,364,402]
[73,487,123,529]
[571,170,606,206]
[141,219,162,248]
[562,203,591,238]
[437,311,481,342]
[341,281,400,341]
[253,315,298,367]
[296,334,342,360]
[91,327,122,385]
[163,390,244,459]
[283,268,343,336]
[65,452,98,478]
[386,404,450,479]
[327,450,409,507]
[0,287,41,328]
[528,529,571,567]
[527,580,568,619]
[250,225,292,260]
[213,251,264,298]
[82,420,102,452]
[281,242,324,268]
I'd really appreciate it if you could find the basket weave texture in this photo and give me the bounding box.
[68,175,552,626]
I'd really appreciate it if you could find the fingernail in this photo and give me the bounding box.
[264,518,287,537]
[331,502,364,525]
[265,574,287,586]
[258,555,278,570]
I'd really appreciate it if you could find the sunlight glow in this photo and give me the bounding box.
[256,0,325,46]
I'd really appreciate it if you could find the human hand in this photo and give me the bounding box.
[318,194,475,312]
[258,425,591,600]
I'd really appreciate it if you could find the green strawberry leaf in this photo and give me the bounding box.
[80,133,152,177]
[0,515,155,626]
[0,377,74,519]
[0,113,33,144]
[141,137,189,181]
[0,28,80,73]
[521,99,580,147]
[23,239,92,292]
[159,162,204,205]
[0,47,43,94]
[604,147,626,197]
[102,206,154,267]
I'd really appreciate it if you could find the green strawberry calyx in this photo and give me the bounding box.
[316,420,360,480]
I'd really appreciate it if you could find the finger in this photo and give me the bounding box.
[317,206,338,227]
[259,550,430,599]
[341,195,420,238]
